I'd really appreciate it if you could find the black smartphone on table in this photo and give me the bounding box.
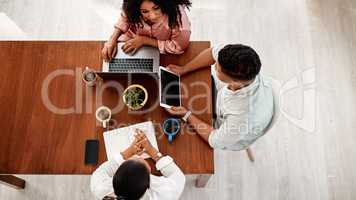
[85,140,99,165]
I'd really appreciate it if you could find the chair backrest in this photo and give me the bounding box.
[263,76,281,133]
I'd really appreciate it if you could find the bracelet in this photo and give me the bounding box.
[182,110,192,122]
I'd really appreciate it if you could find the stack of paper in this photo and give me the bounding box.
[103,121,158,160]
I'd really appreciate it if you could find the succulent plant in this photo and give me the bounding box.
[123,87,145,109]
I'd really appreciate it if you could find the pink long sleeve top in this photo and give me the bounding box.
[114,6,191,54]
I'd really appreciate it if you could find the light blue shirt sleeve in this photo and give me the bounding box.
[208,115,248,150]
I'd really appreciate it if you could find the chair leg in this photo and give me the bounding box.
[246,147,255,162]
[0,175,26,189]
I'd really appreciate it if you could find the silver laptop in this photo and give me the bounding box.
[102,43,160,73]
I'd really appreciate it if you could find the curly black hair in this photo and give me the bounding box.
[218,44,262,81]
[122,0,192,29]
[113,160,150,200]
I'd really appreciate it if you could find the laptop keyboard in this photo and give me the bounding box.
[108,58,154,73]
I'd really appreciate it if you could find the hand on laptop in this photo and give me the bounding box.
[166,65,190,76]
[102,41,118,62]
[122,35,144,55]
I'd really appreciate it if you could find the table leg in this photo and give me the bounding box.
[0,175,26,189]
[195,174,212,188]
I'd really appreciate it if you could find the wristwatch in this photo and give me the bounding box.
[182,110,192,122]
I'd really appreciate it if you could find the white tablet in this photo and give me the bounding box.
[159,66,181,108]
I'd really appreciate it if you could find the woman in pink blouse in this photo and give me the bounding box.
[102,0,192,61]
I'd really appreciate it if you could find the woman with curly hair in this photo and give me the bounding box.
[102,0,192,61]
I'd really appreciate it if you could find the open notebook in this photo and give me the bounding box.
[103,121,159,160]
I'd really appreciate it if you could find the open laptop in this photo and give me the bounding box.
[101,43,160,74]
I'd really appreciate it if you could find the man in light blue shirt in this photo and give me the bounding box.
[165,44,274,150]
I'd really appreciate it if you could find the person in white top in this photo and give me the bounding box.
[90,129,185,200]
[165,44,274,150]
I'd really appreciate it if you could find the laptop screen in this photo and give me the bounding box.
[160,69,181,107]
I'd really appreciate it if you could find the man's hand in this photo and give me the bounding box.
[121,135,145,159]
[134,129,159,158]
[101,41,118,62]
[134,129,153,151]
[165,106,188,118]
[122,35,145,54]
[166,64,190,76]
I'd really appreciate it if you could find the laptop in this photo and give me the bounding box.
[101,43,160,74]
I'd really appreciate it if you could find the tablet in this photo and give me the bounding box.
[159,66,181,108]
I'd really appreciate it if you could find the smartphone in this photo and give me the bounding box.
[85,140,99,165]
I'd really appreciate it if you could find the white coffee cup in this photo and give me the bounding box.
[82,67,97,87]
[95,106,112,128]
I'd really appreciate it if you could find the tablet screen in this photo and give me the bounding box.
[160,68,181,107]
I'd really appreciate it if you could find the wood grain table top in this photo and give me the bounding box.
[0,41,214,175]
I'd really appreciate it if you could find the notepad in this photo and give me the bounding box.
[103,121,159,160]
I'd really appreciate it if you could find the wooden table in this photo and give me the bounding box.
[0,41,214,189]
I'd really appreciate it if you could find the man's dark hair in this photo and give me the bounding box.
[113,160,150,200]
[218,44,261,81]
[123,0,192,29]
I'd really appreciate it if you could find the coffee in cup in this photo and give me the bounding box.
[162,118,181,143]
[82,67,97,86]
[95,106,112,128]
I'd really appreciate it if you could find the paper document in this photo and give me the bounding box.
[103,121,158,160]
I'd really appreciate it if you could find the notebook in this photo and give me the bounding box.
[103,121,158,160]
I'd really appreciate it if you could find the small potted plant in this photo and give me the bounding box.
[123,84,148,110]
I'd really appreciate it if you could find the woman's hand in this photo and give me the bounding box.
[101,41,118,62]
[166,64,190,76]
[122,35,145,54]
[165,106,188,118]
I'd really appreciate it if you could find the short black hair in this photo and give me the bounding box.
[218,44,261,81]
[113,160,150,200]
[123,0,192,29]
